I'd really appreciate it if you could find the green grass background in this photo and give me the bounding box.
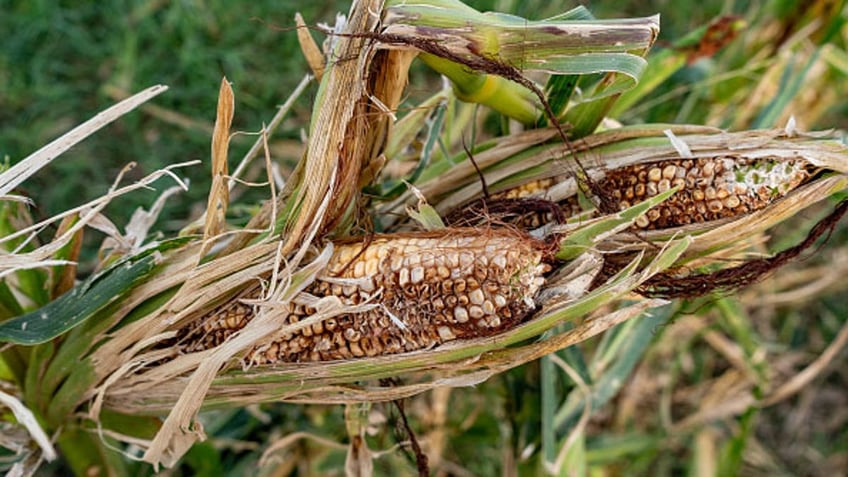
[1,0,736,241]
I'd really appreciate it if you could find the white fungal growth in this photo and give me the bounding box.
[723,158,809,199]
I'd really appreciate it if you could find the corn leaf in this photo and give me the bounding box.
[0,255,157,345]
[556,186,679,261]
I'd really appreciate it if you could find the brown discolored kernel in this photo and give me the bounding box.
[707,200,724,213]
[647,209,661,222]
[175,230,548,364]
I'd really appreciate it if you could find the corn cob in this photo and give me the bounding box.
[456,156,813,230]
[176,229,550,363]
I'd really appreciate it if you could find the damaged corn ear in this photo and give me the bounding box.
[602,157,811,229]
[177,229,550,363]
[476,155,813,230]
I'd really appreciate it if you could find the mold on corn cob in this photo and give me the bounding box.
[451,156,813,230]
[602,157,811,229]
[176,229,550,363]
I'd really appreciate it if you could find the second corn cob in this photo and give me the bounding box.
[175,229,550,363]
[450,155,813,230]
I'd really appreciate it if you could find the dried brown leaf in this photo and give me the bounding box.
[202,77,234,254]
[296,12,325,80]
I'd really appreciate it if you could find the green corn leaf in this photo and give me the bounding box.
[556,186,679,261]
[554,303,676,434]
[0,281,24,320]
[380,98,448,198]
[543,74,579,123]
[544,5,595,22]
[0,255,157,345]
[47,358,96,426]
[383,0,658,123]
[585,433,663,464]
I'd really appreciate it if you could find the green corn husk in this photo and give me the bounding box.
[381,0,659,125]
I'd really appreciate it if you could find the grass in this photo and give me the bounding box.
[2,0,848,476]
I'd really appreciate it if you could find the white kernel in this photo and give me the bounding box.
[420,252,435,269]
[390,255,403,271]
[647,182,658,196]
[344,328,362,342]
[365,258,378,276]
[364,246,377,261]
[410,266,424,284]
[405,253,421,267]
[398,268,410,286]
[469,288,485,305]
[459,252,474,268]
[437,326,456,340]
[353,261,365,277]
[469,305,484,319]
[454,306,469,323]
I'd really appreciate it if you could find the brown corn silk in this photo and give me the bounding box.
[175,229,549,363]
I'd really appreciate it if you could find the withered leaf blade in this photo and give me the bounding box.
[296,12,325,80]
[203,77,234,250]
